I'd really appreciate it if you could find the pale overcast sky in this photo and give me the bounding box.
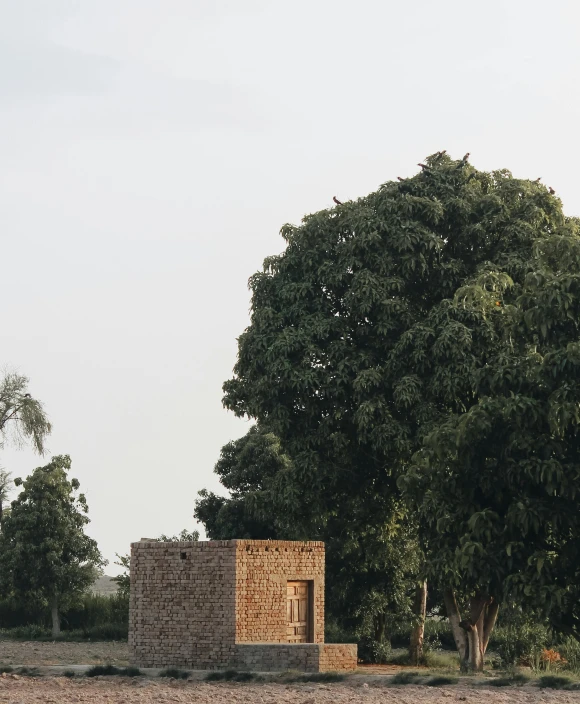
[1,0,580,574]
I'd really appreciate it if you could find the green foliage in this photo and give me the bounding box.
[398,224,580,637]
[536,674,575,689]
[112,554,130,597]
[0,455,105,635]
[560,637,580,672]
[196,425,420,640]
[357,636,392,664]
[220,152,573,651]
[157,529,200,542]
[424,675,458,686]
[491,623,549,669]
[0,372,51,455]
[0,591,128,638]
[194,425,293,540]
[484,674,531,686]
[112,529,199,601]
[389,671,422,684]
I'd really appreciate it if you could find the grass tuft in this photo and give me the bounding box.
[62,670,76,678]
[389,671,423,685]
[537,675,575,689]
[295,672,346,682]
[85,665,141,678]
[484,673,530,687]
[205,670,260,682]
[14,667,39,677]
[159,668,190,680]
[424,675,458,686]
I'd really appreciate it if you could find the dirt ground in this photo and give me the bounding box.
[0,677,579,704]
[0,640,129,666]
[0,643,579,702]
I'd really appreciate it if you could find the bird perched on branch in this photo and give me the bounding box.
[417,163,430,170]
[549,187,555,195]
[333,196,342,205]
[463,152,470,161]
[397,177,404,181]
[535,177,541,182]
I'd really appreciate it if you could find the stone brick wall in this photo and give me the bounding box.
[318,644,358,672]
[129,540,237,668]
[234,644,357,672]
[235,540,325,643]
[129,539,356,671]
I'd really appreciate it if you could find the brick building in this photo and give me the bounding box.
[128,539,357,672]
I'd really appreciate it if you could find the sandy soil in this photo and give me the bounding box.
[0,677,579,704]
[0,640,129,666]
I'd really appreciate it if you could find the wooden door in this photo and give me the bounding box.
[287,581,310,643]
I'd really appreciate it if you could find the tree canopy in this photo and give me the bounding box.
[195,423,420,646]
[0,455,104,637]
[399,226,580,646]
[220,151,577,668]
[0,372,51,455]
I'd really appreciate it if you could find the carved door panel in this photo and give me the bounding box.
[287,581,310,643]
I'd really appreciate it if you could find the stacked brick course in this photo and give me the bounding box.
[129,539,356,672]
[236,540,324,643]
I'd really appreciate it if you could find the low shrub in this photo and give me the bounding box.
[357,636,392,664]
[205,670,259,682]
[536,675,575,689]
[559,637,580,673]
[159,668,190,680]
[424,675,457,686]
[293,672,346,682]
[491,623,550,669]
[85,665,141,677]
[389,671,423,685]
[0,593,129,639]
[483,673,530,687]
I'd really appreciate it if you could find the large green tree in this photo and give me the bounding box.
[0,455,104,637]
[222,152,567,667]
[399,226,580,667]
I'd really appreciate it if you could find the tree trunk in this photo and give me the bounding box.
[482,600,499,654]
[409,580,427,665]
[444,588,468,669]
[445,592,500,673]
[374,612,386,643]
[51,595,60,639]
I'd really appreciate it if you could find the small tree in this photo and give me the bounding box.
[0,455,105,637]
[0,372,51,454]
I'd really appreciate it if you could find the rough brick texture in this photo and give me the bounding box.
[236,540,324,643]
[129,539,357,672]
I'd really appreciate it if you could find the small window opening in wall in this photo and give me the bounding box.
[180,552,187,560]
